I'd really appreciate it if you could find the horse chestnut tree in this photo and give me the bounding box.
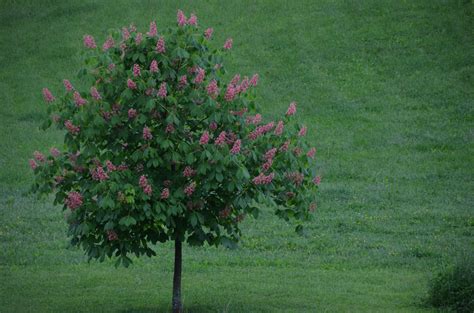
[31,10,320,312]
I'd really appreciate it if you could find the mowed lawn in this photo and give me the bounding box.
[0,0,473,312]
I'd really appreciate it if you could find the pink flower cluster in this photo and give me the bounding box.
[160,188,169,199]
[252,172,275,185]
[165,123,175,133]
[199,131,210,145]
[307,148,316,158]
[156,37,166,53]
[183,166,196,177]
[102,37,114,51]
[90,87,101,100]
[73,91,87,106]
[107,230,118,241]
[63,79,74,91]
[230,139,241,154]
[83,35,96,49]
[204,28,213,39]
[209,121,218,131]
[274,121,284,136]
[250,74,259,86]
[215,131,227,146]
[127,79,137,90]
[50,147,60,158]
[29,159,38,170]
[158,82,167,98]
[150,60,158,73]
[147,21,157,37]
[139,175,153,195]
[223,38,233,50]
[128,108,137,119]
[177,10,187,26]
[313,176,321,186]
[279,140,290,152]
[178,75,188,89]
[287,172,304,186]
[246,114,262,125]
[248,122,275,140]
[133,64,141,77]
[135,32,143,45]
[143,127,153,140]
[122,27,130,40]
[286,102,297,116]
[91,166,109,181]
[105,160,116,171]
[42,88,55,103]
[264,148,277,160]
[193,67,205,84]
[64,120,80,135]
[65,191,83,210]
[187,14,197,26]
[184,182,196,196]
[298,126,307,137]
[206,80,219,98]
[224,84,236,102]
[34,151,46,162]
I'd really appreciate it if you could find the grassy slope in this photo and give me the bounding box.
[0,0,473,312]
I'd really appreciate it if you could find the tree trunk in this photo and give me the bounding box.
[172,238,183,313]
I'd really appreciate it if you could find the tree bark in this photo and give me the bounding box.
[172,238,183,313]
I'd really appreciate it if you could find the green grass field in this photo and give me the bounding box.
[1,0,473,312]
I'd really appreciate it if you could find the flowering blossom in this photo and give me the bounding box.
[199,131,210,145]
[133,64,141,77]
[193,67,205,84]
[135,32,143,45]
[42,88,55,103]
[204,27,213,39]
[90,87,101,100]
[293,147,302,156]
[83,35,96,49]
[187,13,197,26]
[122,27,130,40]
[184,182,196,196]
[274,120,284,136]
[91,166,109,181]
[161,188,170,199]
[206,80,219,98]
[298,126,307,137]
[107,230,118,241]
[286,101,297,116]
[262,158,273,171]
[65,191,83,210]
[307,148,316,158]
[239,77,249,93]
[33,151,45,162]
[279,140,290,152]
[29,159,38,170]
[128,108,137,119]
[156,37,166,53]
[224,84,236,102]
[139,175,153,195]
[178,75,188,89]
[102,37,114,51]
[209,122,218,131]
[246,114,262,125]
[230,139,241,154]
[252,172,275,185]
[177,10,187,26]
[223,38,233,50]
[64,120,80,135]
[158,82,167,98]
[215,131,227,146]
[127,79,137,90]
[264,148,277,160]
[73,91,87,106]
[183,166,196,177]
[250,73,259,86]
[143,127,153,140]
[165,123,175,133]
[108,63,116,71]
[286,172,304,186]
[50,147,60,158]
[231,74,241,86]
[150,60,158,73]
[63,79,74,92]
[147,21,157,37]
[105,160,116,171]
[313,176,321,185]
[248,122,275,140]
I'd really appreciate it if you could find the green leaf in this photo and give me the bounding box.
[119,216,137,227]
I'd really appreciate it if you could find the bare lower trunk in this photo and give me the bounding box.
[172,239,183,313]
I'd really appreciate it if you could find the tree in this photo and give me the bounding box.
[31,10,320,312]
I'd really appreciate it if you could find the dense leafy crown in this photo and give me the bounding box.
[31,11,320,266]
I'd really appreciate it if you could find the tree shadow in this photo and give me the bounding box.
[119,304,220,313]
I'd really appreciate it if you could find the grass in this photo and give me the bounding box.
[0,0,473,312]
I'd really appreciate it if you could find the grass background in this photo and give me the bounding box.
[0,0,473,312]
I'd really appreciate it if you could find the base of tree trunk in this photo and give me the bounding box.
[172,239,183,313]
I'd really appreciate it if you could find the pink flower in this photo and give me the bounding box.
[231,74,241,85]
[262,159,273,171]
[29,159,38,170]
[264,148,277,161]
[157,82,167,98]
[127,79,137,90]
[160,188,170,199]
[179,75,188,88]
[215,131,227,146]
[307,148,316,158]
[102,37,115,51]
[239,77,249,93]
[184,182,196,197]
[83,35,96,49]
[147,21,157,37]
[91,166,109,181]
[224,84,236,102]
[90,87,101,100]
[105,160,116,171]
[108,63,116,71]
[193,67,205,84]
[206,80,219,98]
[248,122,275,140]
[139,175,148,188]
[286,102,297,116]
[177,10,187,26]
[187,13,197,26]
[183,166,195,177]
[42,88,55,103]
[65,191,83,210]
[223,38,233,50]
[143,184,153,195]
[274,121,284,136]
[64,120,80,135]
[252,173,275,185]
[63,79,74,92]
[150,60,158,73]
[33,151,45,162]
[199,131,210,145]
[107,230,118,241]
[287,172,304,186]
[165,123,175,133]
[230,139,241,154]
[298,126,307,137]
[73,91,87,106]
[204,28,213,39]
[128,108,137,119]
[313,176,321,186]
[156,37,166,53]
[250,73,259,86]
[50,147,60,158]
[209,122,218,131]
[246,114,262,125]
[143,127,153,140]
[135,32,143,45]
[122,27,130,40]
[133,64,141,77]
[279,140,290,152]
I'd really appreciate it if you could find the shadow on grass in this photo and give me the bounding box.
[120,304,221,313]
